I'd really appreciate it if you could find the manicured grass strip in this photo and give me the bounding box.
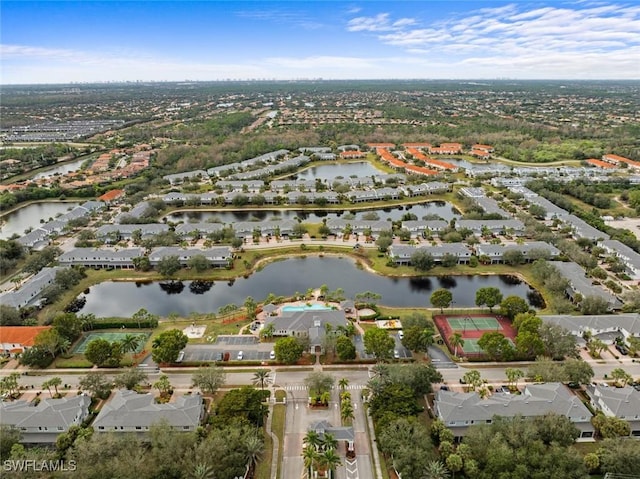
[272,404,286,479]
[254,426,273,479]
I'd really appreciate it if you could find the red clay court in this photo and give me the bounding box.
[434,313,517,357]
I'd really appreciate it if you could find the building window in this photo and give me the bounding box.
[135,427,142,430]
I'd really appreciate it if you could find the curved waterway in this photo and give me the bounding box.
[78,256,542,317]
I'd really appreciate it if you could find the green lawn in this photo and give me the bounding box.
[271,404,286,479]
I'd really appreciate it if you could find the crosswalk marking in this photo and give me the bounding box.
[283,384,366,391]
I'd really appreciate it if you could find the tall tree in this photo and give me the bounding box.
[192,365,226,394]
[151,329,188,364]
[431,289,453,313]
[449,332,464,358]
[363,328,395,361]
[273,337,305,364]
[252,370,270,390]
[475,287,503,311]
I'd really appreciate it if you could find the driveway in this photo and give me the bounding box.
[427,345,458,369]
[281,382,374,479]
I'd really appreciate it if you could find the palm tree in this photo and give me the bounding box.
[49,377,62,397]
[340,402,354,424]
[244,433,264,471]
[302,446,319,478]
[449,333,465,358]
[189,463,216,479]
[321,433,338,452]
[121,334,141,356]
[320,449,342,479]
[320,391,331,406]
[253,370,270,390]
[422,460,451,479]
[303,430,322,451]
[338,378,349,391]
[42,379,54,398]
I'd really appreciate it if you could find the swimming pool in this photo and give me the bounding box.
[281,304,333,313]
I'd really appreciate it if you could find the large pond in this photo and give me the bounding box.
[32,158,86,180]
[0,201,81,239]
[167,201,460,224]
[78,256,542,317]
[289,162,386,181]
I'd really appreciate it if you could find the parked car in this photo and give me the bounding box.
[393,350,400,359]
[615,344,629,355]
[269,350,276,360]
[398,330,404,340]
[237,351,244,360]
[214,352,223,361]
[176,351,185,363]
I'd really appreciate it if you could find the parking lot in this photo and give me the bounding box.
[183,333,413,362]
[183,335,274,362]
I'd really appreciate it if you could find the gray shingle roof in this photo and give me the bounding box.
[0,395,90,431]
[435,383,592,424]
[93,390,203,429]
[586,385,640,420]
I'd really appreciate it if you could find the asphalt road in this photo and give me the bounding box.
[4,361,640,390]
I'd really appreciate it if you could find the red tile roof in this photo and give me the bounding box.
[0,326,52,349]
[586,159,617,169]
[97,189,125,202]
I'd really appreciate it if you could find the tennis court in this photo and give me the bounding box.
[461,337,515,354]
[447,316,502,331]
[72,332,150,354]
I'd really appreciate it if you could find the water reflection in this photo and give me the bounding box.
[78,257,542,317]
[168,201,460,224]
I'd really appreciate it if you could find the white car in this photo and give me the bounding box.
[269,350,276,360]
[398,330,404,339]
[237,351,244,360]
[394,350,400,359]
[176,351,185,363]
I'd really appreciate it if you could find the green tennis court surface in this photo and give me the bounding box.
[447,317,502,331]
[462,337,514,353]
[72,332,150,354]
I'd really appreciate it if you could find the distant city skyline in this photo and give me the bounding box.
[1,1,639,84]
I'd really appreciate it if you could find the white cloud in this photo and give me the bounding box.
[347,13,416,32]
[344,2,640,78]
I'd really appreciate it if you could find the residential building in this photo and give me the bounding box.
[401,220,449,238]
[175,222,225,239]
[95,224,170,243]
[148,247,232,268]
[388,244,472,265]
[0,326,52,356]
[456,219,525,236]
[549,261,622,310]
[58,248,144,269]
[0,395,91,444]
[540,314,640,345]
[586,385,640,437]
[434,383,595,440]
[600,239,640,280]
[162,170,208,185]
[93,390,204,434]
[475,242,561,264]
[0,267,63,309]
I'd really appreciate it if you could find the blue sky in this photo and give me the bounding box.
[1,1,639,84]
